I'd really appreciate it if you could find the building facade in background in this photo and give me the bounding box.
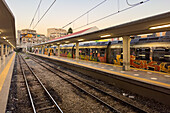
[17,29,48,52]
[47,28,67,40]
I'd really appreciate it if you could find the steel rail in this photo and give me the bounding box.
[19,54,63,113]
[28,55,122,112]
[30,55,147,113]
[18,55,37,113]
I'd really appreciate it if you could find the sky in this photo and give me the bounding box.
[5,0,170,36]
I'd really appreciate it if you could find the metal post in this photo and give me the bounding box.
[1,44,4,60]
[76,42,79,60]
[38,48,40,54]
[42,47,44,54]
[8,47,10,55]
[5,45,7,57]
[123,36,131,71]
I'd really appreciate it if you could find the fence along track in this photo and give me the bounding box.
[18,54,63,113]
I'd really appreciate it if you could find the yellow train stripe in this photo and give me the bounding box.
[0,53,16,92]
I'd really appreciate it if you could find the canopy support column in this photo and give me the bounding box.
[76,42,79,60]
[58,45,60,57]
[123,36,131,71]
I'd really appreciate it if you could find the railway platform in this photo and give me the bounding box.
[0,52,16,113]
[29,52,170,106]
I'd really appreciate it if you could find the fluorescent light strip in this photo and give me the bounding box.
[78,39,84,41]
[100,34,111,38]
[138,33,153,36]
[150,24,170,30]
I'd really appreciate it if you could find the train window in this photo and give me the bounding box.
[153,48,170,62]
[130,48,136,56]
[85,48,90,56]
[136,48,150,60]
[100,49,106,57]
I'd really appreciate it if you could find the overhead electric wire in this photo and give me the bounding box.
[62,0,107,29]
[29,0,43,29]
[33,0,57,29]
[126,0,145,6]
[74,0,150,30]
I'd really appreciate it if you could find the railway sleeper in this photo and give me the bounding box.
[33,96,49,101]
[37,105,55,112]
[35,100,51,106]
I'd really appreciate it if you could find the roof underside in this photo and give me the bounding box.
[35,11,170,47]
[0,0,16,47]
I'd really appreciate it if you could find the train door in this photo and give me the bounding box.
[71,45,75,58]
[110,48,122,65]
[106,42,111,63]
[98,48,106,62]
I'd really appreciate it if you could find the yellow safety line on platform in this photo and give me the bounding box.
[0,53,15,92]
[31,53,170,88]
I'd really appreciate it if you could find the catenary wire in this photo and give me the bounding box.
[73,0,150,30]
[62,0,107,29]
[29,0,42,29]
[126,0,144,6]
[33,0,57,29]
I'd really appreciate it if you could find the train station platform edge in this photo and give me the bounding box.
[29,52,170,89]
[0,52,16,113]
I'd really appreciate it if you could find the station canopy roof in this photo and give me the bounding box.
[0,0,16,47]
[34,11,170,47]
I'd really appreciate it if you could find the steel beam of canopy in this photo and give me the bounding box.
[32,11,170,47]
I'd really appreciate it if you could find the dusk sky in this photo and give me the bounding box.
[6,0,170,36]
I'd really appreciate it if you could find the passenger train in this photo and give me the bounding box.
[36,35,170,73]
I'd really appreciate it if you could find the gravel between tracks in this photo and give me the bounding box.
[31,55,170,113]
[6,55,32,113]
[24,55,112,113]
[6,54,170,113]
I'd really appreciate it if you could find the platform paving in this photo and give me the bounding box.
[0,52,16,113]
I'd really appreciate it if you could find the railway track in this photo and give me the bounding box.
[28,54,147,113]
[18,54,63,113]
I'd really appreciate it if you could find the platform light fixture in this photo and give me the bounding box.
[0,31,1,34]
[65,41,69,43]
[57,43,60,44]
[149,24,170,30]
[100,34,111,38]
[3,37,6,39]
[138,33,153,37]
[78,39,84,41]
